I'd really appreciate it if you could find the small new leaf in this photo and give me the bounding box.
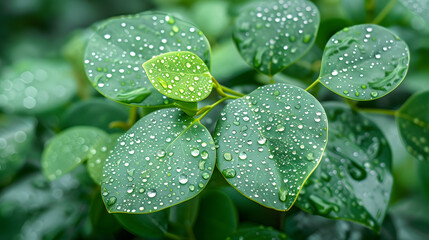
[143,51,213,102]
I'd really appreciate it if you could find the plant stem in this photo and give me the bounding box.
[165,232,187,240]
[270,75,275,84]
[305,79,320,91]
[221,85,245,97]
[358,108,397,116]
[195,96,234,121]
[109,106,138,130]
[373,0,397,24]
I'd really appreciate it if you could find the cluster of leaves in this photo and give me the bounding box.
[1,0,429,239]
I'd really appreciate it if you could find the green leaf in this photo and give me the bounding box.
[101,108,216,213]
[42,126,108,181]
[397,90,429,162]
[143,51,213,102]
[418,161,429,200]
[194,190,238,240]
[400,0,429,24]
[84,12,211,107]
[87,133,121,185]
[214,83,328,210]
[61,98,129,133]
[0,59,77,115]
[89,193,121,236]
[168,197,199,238]
[0,115,36,181]
[318,24,409,100]
[296,102,393,232]
[233,0,320,76]
[226,226,287,240]
[114,211,168,238]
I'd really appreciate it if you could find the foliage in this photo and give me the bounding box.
[1,0,429,239]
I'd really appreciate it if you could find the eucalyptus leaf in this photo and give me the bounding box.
[233,0,320,76]
[0,59,77,115]
[84,12,211,107]
[296,102,393,232]
[168,197,199,238]
[87,133,121,185]
[226,226,287,240]
[114,211,168,238]
[101,108,216,213]
[318,24,409,100]
[42,126,108,181]
[400,0,429,24]
[397,90,429,162]
[0,115,36,180]
[143,51,213,102]
[194,190,238,240]
[214,83,328,210]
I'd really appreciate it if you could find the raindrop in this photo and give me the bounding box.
[223,152,233,161]
[107,196,117,206]
[191,148,200,157]
[201,172,210,180]
[222,168,236,178]
[147,189,157,198]
[239,151,248,160]
[178,174,189,184]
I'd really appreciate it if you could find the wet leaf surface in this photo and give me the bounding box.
[226,226,287,240]
[400,0,429,24]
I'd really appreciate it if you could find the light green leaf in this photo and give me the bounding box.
[214,83,328,210]
[400,0,429,24]
[397,90,429,162]
[318,24,409,100]
[101,108,216,213]
[114,211,168,238]
[233,0,320,76]
[296,102,393,232]
[143,51,213,102]
[226,226,287,240]
[0,59,76,115]
[0,115,36,180]
[194,190,238,240]
[87,133,121,185]
[42,126,108,181]
[84,12,211,107]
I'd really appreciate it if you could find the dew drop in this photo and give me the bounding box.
[178,174,189,184]
[223,152,233,161]
[107,196,117,206]
[147,189,157,198]
[239,151,247,160]
[222,168,236,178]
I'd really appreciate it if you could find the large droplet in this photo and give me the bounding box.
[147,189,157,198]
[107,196,117,206]
[222,168,236,178]
[223,152,232,161]
[178,173,189,184]
[348,161,367,181]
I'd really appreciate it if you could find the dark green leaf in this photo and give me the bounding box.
[214,83,328,210]
[101,108,216,213]
[194,190,238,240]
[296,102,393,232]
[143,51,213,102]
[0,59,77,114]
[233,0,320,76]
[319,24,409,100]
[226,226,287,240]
[42,126,108,180]
[0,115,36,180]
[84,12,211,107]
[114,211,168,238]
[397,90,429,161]
[89,193,121,236]
[418,161,429,200]
[168,197,199,237]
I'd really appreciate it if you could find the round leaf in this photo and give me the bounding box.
[0,59,76,115]
[296,102,393,232]
[397,90,429,162]
[143,51,213,102]
[87,133,121,185]
[101,108,216,213]
[84,12,211,107]
[233,0,320,76]
[0,115,36,180]
[114,211,168,238]
[214,83,328,211]
[400,0,429,24]
[42,126,108,181]
[226,226,287,240]
[318,24,409,100]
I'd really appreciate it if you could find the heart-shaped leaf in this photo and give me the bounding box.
[42,126,108,181]
[0,115,36,180]
[226,226,287,240]
[101,108,216,213]
[214,83,328,210]
[0,59,76,115]
[84,12,211,107]
[400,0,429,24]
[87,133,121,185]
[296,102,393,232]
[233,0,320,76]
[397,90,429,162]
[114,211,168,238]
[318,24,409,100]
[143,51,213,102]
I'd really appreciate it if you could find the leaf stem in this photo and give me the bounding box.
[358,108,397,116]
[373,0,398,24]
[270,75,275,84]
[195,96,235,121]
[221,85,245,97]
[305,79,320,91]
[109,106,138,130]
[165,232,187,240]
[212,76,244,98]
